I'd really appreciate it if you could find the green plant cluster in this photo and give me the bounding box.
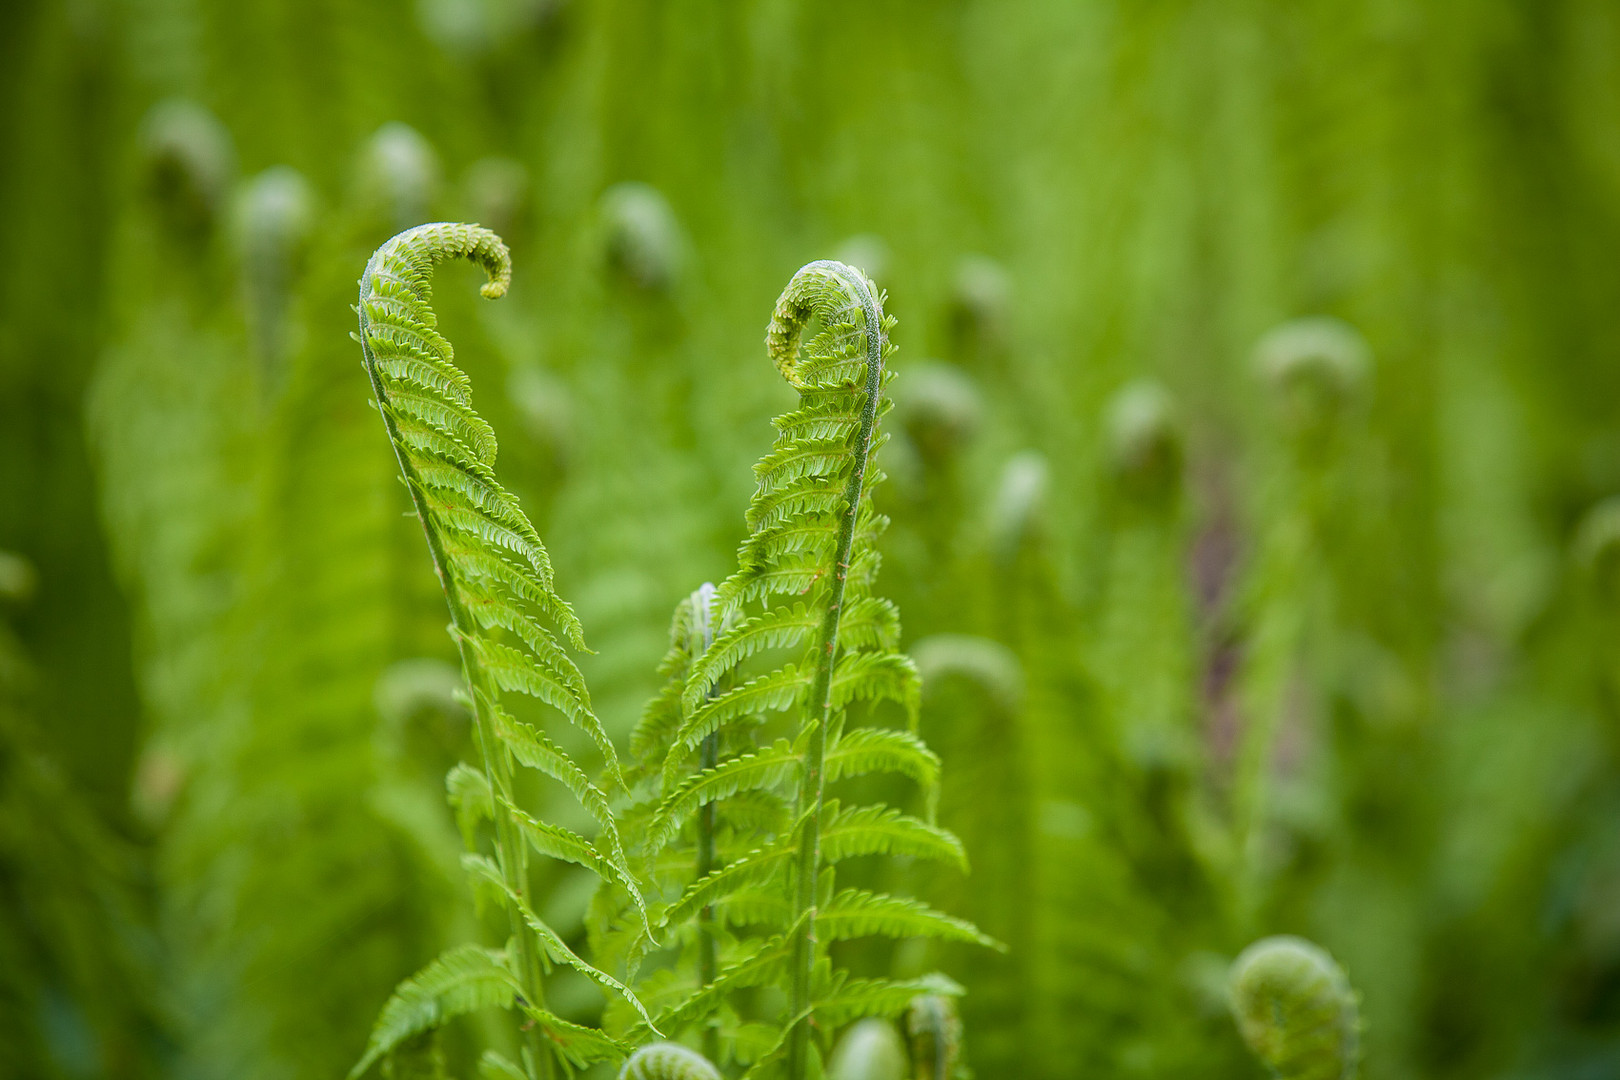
[7,2,1620,1080]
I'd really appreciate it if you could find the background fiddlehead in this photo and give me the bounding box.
[1228,936,1360,1080]
[619,1042,723,1080]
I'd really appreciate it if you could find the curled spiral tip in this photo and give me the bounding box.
[362,222,512,306]
[138,99,235,227]
[988,450,1049,560]
[766,259,885,392]
[911,634,1024,715]
[897,361,982,462]
[357,122,442,230]
[599,182,686,291]
[948,254,1012,354]
[1575,495,1620,570]
[1229,936,1361,1080]
[1253,316,1370,419]
[829,1018,907,1080]
[618,1042,720,1080]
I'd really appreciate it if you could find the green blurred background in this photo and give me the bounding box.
[5,1,1620,1078]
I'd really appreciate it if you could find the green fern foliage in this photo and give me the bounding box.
[1228,937,1361,1080]
[603,261,987,1080]
[354,223,650,1077]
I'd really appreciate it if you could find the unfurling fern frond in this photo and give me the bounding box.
[828,1018,906,1080]
[1228,936,1361,1080]
[609,261,984,1080]
[354,223,650,1077]
[619,1043,722,1080]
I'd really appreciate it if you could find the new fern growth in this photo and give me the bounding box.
[1229,936,1361,1080]
[603,261,987,1079]
[352,224,650,1079]
[620,1043,722,1080]
[352,239,984,1079]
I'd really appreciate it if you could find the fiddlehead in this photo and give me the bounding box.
[619,1043,722,1080]
[238,165,314,396]
[462,157,531,243]
[1105,379,1182,499]
[945,255,1011,362]
[988,450,1049,564]
[1253,317,1369,456]
[1229,936,1361,1080]
[357,124,442,233]
[599,182,686,292]
[138,99,235,237]
[352,223,650,1078]
[828,1019,906,1080]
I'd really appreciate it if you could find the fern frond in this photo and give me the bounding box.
[830,649,920,719]
[531,1017,628,1070]
[487,701,617,833]
[500,795,648,931]
[349,945,520,1080]
[593,261,981,1078]
[645,935,796,1035]
[665,664,812,775]
[356,223,646,1073]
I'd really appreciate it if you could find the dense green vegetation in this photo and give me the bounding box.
[6,2,1620,1079]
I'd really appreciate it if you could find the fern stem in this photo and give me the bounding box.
[357,226,553,1080]
[777,262,889,1080]
[692,585,721,1064]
